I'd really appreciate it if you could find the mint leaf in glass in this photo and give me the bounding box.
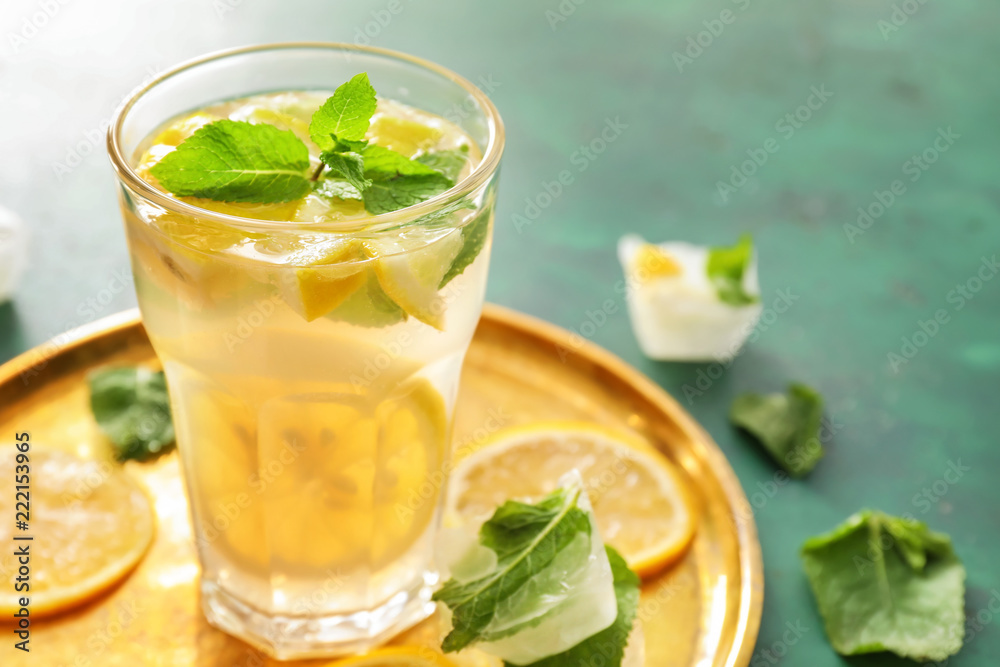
[363,144,443,177]
[440,205,490,288]
[417,146,470,182]
[363,172,454,215]
[707,234,759,306]
[319,145,371,193]
[149,120,312,203]
[357,145,457,215]
[315,178,363,202]
[89,366,175,462]
[309,72,378,149]
[801,510,965,662]
[730,383,823,477]
[511,546,639,667]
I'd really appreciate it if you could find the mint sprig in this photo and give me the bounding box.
[152,72,461,215]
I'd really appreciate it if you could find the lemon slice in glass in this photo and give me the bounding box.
[270,237,367,321]
[364,230,463,330]
[368,115,445,157]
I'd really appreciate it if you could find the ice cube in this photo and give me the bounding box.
[618,234,763,361]
[476,471,618,665]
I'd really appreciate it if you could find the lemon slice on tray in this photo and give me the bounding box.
[447,421,697,577]
[0,447,155,617]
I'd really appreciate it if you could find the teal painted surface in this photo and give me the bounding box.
[1,0,998,663]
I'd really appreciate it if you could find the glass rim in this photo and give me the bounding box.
[107,42,504,234]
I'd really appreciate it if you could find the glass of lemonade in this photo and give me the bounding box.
[107,44,503,659]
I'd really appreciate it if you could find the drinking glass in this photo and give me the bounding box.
[108,43,503,659]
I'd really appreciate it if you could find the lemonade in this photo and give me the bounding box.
[109,45,503,658]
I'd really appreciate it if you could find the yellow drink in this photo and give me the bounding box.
[109,45,503,658]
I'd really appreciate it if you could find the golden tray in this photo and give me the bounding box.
[0,304,762,666]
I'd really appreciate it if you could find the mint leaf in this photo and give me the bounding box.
[315,178,362,202]
[707,234,759,306]
[89,366,175,462]
[309,72,377,150]
[801,510,965,662]
[357,145,455,214]
[730,383,824,477]
[417,147,469,182]
[440,206,491,288]
[434,485,594,653]
[319,147,371,192]
[363,172,453,215]
[150,120,311,203]
[510,546,639,667]
[363,144,441,177]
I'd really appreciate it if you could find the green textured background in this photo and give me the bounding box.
[1,0,998,664]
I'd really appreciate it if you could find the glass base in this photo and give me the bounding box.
[200,572,438,660]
